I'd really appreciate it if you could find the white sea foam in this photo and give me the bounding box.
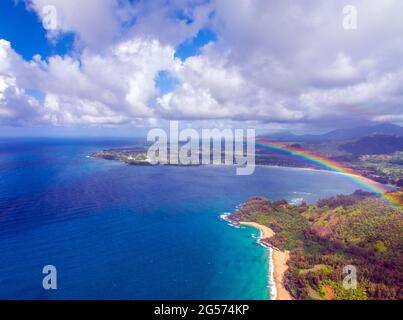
[220,213,230,221]
[254,228,277,300]
[292,191,315,196]
[268,247,277,300]
[235,202,244,210]
[290,197,304,205]
[221,207,277,300]
[256,238,269,248]
[220,214,242,229]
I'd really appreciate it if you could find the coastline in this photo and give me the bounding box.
[92,151,398,192]
[240,222,274,239]
[272,249,292,300]
[240,222,293,301]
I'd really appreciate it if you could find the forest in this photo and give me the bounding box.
[230,190,403,300]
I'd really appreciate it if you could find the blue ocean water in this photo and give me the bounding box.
[0,138,375,300]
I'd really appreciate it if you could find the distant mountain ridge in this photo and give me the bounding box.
[340,135,403,156]
[322,123,403,140]
[264,123,403,142]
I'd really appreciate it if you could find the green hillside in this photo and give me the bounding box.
[231,191,403,300]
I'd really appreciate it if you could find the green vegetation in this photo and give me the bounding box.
[319,280,368,300]
[356,152,403,187]
[93,133,403,188]
[231,191,403,300]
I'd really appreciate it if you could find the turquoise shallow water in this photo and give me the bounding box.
[0,138,377,299]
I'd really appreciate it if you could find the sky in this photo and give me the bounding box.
[0,0,402,136]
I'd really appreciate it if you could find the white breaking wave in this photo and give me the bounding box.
[268,247,277,300]
[290,197,304,205]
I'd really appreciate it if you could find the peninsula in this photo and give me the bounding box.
[229,191,403,300]
[92,130,403,189]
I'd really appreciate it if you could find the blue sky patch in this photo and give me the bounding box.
[175,9,194,25]
[25,88,45,104]
[175,28,217,61]
[155,70,180,95]
[0,0,73,60]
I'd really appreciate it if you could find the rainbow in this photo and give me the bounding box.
[256,138,399,207]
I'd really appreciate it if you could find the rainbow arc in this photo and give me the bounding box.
[256,138,399,207]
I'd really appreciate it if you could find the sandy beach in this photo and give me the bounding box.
[240,221,293,300]
[240,222,275,238]
[272,249,292,300]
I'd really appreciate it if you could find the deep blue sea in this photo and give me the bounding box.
[0,138,376,300]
